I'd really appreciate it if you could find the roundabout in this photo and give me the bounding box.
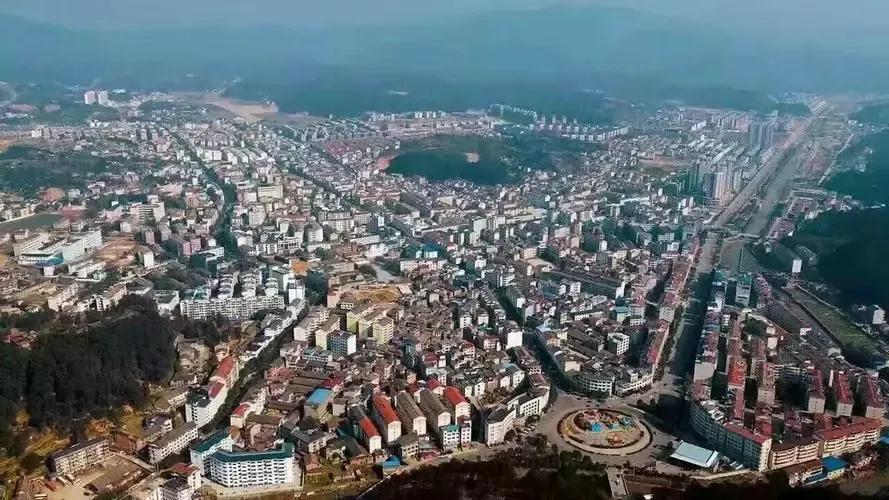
[557,407,653,455]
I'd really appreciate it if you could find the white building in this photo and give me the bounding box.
[328,331,357,358]
[149,423,199,464]
[607,332,630,356]
[502,328,523,350]
[206,444,301,489]
[372,395,402,445]
[50,438,108,475]
[484,406,516,446]
[179,291,284,321]
[190,428,234,474]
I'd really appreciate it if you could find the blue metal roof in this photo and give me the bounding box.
[306,388,331,406]
[822,456,847,473]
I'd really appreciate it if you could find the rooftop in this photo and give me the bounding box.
[191,427,231,454]
[670,441,720,469]
[209,443,295,464]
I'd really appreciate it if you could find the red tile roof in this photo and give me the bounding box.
[373,395,399,424]
[208,381,225,399]
[214,356,236,380]
[443,386,467,407]
[360,417,379,438]
[815,417,881,441]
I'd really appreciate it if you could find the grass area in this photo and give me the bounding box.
[303,464,379,498]
[117,408,146,437]
[794,292,876,350]
[0,429,68,478]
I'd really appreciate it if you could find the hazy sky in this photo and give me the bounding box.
[6,0,889,56]
[6,0,889,32]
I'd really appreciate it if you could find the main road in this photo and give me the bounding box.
[709,112,823,229]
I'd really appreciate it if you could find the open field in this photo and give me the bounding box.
[791,288,877,350]
[202,96,277,123]
[0,213,63,233]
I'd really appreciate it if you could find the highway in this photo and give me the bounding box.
[742,140,812,236]
[710,114,820,229]
[662,112,825,385]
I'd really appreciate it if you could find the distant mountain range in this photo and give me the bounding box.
[2,7,888,100]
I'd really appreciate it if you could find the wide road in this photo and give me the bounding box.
[710,114,820,228]
[743,140,811,236]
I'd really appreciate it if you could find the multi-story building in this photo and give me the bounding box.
[439,424,460,451]
[189,428,234,474]
[769,438,822,470]
[51,438,108,475]
[418,389,451,433]
[815,418,882,457]
[443,387,470,423]
[606,332,630,356]
[484,406,516,446]
[179,289,284,321]
[186,383,228,428]
[832,371,854,418]
[690,400,772,471]
[129,202,166,222]
[328,331,357,358]
[206,444,301,488]
[371,395,402,445]
[806,370,826,414]
[358,417,382,454]
[573,370,615,395]
[857,376,885,419]
[15,229,103,265]
[394,392,427,436]
[148,423,199,464]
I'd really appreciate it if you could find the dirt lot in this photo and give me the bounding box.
[41,455,144,500]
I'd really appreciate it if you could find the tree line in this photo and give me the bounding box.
[0,296,177,454]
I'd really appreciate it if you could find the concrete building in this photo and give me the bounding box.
[51,438,108,475]
[179,290,284,321]
[606,332,630,356]
[418,389,451,433]
[206,444,301,489]
[483,406,516,446]
[394,392,427,436]
[371,395,402,445]
[443,387,470,423]
[148,423,199,464]
[190,428,234,474]
[328,331,357,358]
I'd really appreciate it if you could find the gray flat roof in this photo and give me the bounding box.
[670,441,719,468]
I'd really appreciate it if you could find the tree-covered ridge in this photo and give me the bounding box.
[852,102,889,126]
[784,208,889,307]
[825,130,889,205]
[0,296,177,451]
[387,133,599,186]
[0,146,110,197]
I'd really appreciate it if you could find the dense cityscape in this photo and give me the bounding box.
[3,2,889,500]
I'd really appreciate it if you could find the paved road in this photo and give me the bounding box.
[535,390,682,470]
[711,115,819,228]
[743,141,810,236]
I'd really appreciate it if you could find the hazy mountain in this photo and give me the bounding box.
[2,6,889,95]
